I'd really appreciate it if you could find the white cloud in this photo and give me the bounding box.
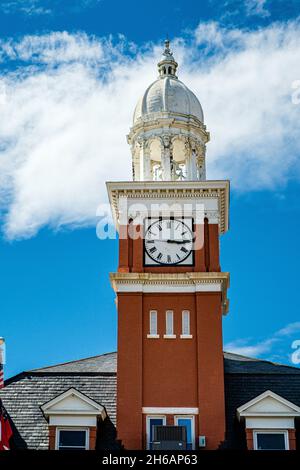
[0,32,104,64]
[225,321,300,362]
[0,0,101,16]
[0,21,300,238]
[224,337,279,357]
[1,0,52,15]
[245,0,270,17]
[276,322,300,336]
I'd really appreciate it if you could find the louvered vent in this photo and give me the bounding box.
[153,426,186,442]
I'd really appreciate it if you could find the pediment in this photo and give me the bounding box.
[237,390,300,419]
[41,388,106,418]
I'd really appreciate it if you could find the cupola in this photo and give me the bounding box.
[127,40,210,182]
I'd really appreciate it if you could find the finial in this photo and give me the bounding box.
[158,37,178,79]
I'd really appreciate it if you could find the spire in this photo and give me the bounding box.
[158,39,178,78]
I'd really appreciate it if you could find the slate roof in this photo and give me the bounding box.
[0,352,117,450]
[224,351,300,375]
[1,350,299,449]
[30,352,117,374]
[223,352,300,449]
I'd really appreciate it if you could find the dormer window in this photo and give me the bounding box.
[41,388,106,450]
[57,428,89,450]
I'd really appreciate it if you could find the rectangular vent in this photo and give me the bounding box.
[153,425,187,442]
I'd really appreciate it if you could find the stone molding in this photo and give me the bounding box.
[110,272,229,315]
[107,180,229,234]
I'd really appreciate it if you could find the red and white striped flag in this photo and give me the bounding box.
[0,364,3,390]
[0,400,13,450]
[0,339,4,390]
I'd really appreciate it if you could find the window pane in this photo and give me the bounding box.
[59,430,86,448]
[150,311,157,335]
[256,433,286,450]
[149,418,164,449]
[177,418,192,447]
[166,311,173,335]
[182,311,190,335]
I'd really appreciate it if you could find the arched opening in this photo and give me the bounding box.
[171,139,187,180]
[149,138,162,180]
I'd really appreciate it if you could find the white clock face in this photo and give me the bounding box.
[144,218,194,266]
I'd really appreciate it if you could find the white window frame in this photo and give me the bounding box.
[55,427,89,450]
[180,310,192,338]
[147,310,159,338]
[174,415,195,450]
[146,415,166,450]
[253,430,289,450]
[164,310,176,338]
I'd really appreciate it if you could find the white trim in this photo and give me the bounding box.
[41,388,106,421]
[106,180,230,234]
[163,334,176,339]
[237,390,300,419]
[49,416,97,427]
[195,283,221,292]
[146,415,166,450]
[147,334,160,339]
[180,335,193,339]
[253,430,289,451]
[113,282,222,293]
[245,417,294,429]
[55,427,89,450]
[174,415,196,450]
[110,272,229,316]
[143,407,199,414]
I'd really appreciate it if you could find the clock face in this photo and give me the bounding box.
[144,218,194,266]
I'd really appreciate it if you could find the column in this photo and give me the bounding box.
[161,135,171,180]
[139,139,151,181]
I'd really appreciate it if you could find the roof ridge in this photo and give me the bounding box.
[224,350,300,372]
[29,351,117,372]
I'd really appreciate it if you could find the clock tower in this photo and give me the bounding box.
[107,41,230,450]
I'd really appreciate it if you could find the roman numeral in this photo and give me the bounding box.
[181,247,188,253]
[157,252,163,261]
[158,224,162,231]
[167,255,172,263]
[146,240,154,244]
[149,247,157,254]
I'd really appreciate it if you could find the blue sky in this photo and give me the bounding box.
[0,0,300,377]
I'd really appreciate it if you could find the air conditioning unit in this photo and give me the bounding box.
[152,425,187,450]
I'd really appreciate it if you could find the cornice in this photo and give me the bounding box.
[106,180,230,234]
[110,272,230,315]
[127,114,210,145]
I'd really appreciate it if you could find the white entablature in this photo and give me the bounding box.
[106,180,230,234]
[127,40,209,183]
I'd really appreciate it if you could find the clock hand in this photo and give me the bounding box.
[166,239,192,244]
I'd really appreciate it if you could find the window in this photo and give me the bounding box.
[147,310,159,338]
[164,310,175,338]
[146,416,166,450]
[56,428,89,450]
[174,416,195,450]
[181,310,191,337]
[253,431,289,450]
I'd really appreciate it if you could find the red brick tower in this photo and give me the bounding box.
[107,40,229,450]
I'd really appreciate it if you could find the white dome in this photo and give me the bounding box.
[133,76,204,124]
